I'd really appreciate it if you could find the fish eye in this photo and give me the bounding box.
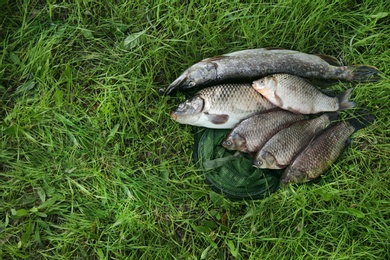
[224,140,232,147]
[177,102,188,111]
[256,160,263,166]
[253,79,265,90]
[188,80,196,87]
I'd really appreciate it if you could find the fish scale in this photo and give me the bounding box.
[252,74,356,114]
[286,126,352,180]
[171,83,277,129]
[281,115,373,185]
[200,84,269,113]
[222,110,307,154]
[253,113,336,169]
[165,48,380,94]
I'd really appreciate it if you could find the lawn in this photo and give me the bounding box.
[1,0,389,259]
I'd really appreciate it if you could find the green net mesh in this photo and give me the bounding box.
[194,128,281,200]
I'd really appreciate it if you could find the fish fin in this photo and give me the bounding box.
[306,78,340,88]
[202,55,227,62]
[305,134,318,148]
[323,112,339,122]
[264,47,288,51]
[347,65,381,82]
[310,176,322,184]
[276,162,288,169]
[318,87,338,97]
[273,93,284,107]
[315,54,342,66]
[298,77,338,88]
[205,113,229,124]
[286,106,302,114]
[345,138,353,146]
[248,151,257,157]
[347,113,374,132]
[337,88,356,111]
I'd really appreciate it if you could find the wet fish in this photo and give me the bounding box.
[280,115,374,185]
[170,83,277,129]
[222,110,306,154]
[165,48,380,94]
[252,74,356,114]
[253,113,338,169]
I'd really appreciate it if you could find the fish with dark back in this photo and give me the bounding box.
[253,113,338,169]
[281,115,374,184]
[222,110,307,154]
[165,48,381,94]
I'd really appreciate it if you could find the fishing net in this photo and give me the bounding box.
[193,128,281,200]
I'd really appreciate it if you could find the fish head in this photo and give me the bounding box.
[166,62,217,94]
[252,76,277,98]
[170,96,204,125]
[253,151,276,169]
[280,168,308,185]
[222,131,246,152]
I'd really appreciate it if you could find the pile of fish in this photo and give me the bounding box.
[166,48,379,185]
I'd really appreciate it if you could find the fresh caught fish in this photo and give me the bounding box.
[252,74,356,114]
[170,83,277,129]
[165,48,380,94]
[280,115,374,184]
[222,110,306,154]
[253,113,337,169]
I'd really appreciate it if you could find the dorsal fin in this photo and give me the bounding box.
[306,78,340,88]
[202,55,227,62]
[264,47,289,51]
[315,54,341,66]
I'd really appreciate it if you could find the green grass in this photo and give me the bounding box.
[1,0,389,259]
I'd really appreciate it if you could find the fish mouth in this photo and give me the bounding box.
[279,171,290,185]
[165,73,188,95]
[280,177,289,185]
[170,112,178,120]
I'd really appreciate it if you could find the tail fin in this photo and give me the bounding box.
[348,65,381,82]
[323,112,338,122]
[338,88,356,111]
[347,113,375,132]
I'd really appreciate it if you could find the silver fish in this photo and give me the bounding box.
[253,113,337,169]
[170,83,277,129]
[165,48,380,94]
[281,116,374,184]
[222,110,307,154]
[252,74,356,114]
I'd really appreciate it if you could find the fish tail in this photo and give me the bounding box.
[347,65,381,82]
[338,88,356,111]
[347,112,375,132]
[323,112,339,122]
